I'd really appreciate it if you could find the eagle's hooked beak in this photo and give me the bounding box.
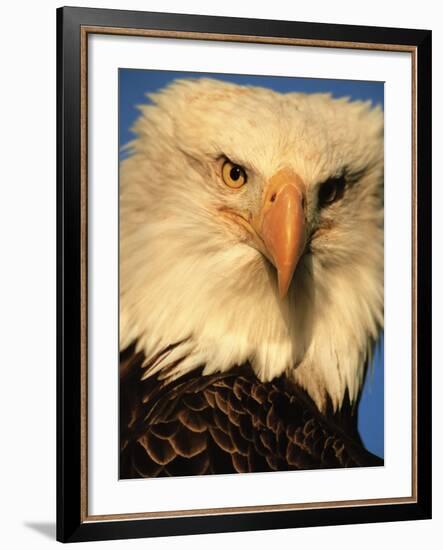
[255,169,306,298]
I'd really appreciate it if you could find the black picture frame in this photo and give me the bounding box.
[57,6,432,543]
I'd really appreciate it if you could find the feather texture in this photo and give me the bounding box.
[120,345,382,478]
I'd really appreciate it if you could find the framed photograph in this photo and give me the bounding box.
[57,6,432,543]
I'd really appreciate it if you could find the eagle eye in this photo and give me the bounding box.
[222,160,247,189]
[318,175,346,208]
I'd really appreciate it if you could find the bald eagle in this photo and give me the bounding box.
[119,78,384,478]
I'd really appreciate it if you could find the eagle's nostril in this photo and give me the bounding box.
[270,193,277,203]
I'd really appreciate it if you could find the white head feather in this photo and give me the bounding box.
[120,78,384,411]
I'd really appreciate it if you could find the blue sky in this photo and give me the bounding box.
[119,68,384,459]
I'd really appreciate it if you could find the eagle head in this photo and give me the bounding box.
[120,78,384,411]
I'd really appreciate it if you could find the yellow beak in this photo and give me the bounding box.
[256,169,306,298]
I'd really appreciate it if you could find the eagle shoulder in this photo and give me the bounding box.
[120,344,382,479]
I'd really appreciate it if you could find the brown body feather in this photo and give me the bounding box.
[120,344,382,479]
